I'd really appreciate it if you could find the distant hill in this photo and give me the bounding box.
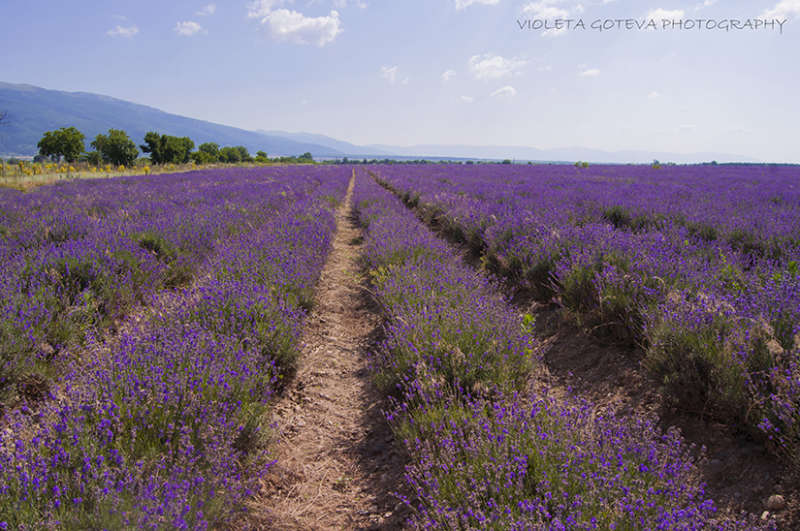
[0,82,758,164]
[361,144,760,164]
[0,82,343,157]
[258,130,390,157]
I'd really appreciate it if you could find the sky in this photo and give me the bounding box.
[0,0,798,162]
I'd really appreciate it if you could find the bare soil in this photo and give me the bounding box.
[242,175,408,530]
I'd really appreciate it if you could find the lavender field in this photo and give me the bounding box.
[374,164,800,462]
[0,164,797,529]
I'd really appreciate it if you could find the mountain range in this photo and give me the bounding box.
[0,82,758,163]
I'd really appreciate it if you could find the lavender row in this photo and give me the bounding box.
[0,167,349,528]
[353,174,758,529]
[0,168,328,404]
[374,164,800,465]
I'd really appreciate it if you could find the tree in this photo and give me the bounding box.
[190,150,216,164]
[37,127,85,162]
[234,146,252,162]
[198,142,220,161]
[163,136,194,164]
[140,132,163,163]
[91,129,138,166]
[219,146,242,163]
[255,150,269,163]
[85,151,103,166]
[140,132,194,164]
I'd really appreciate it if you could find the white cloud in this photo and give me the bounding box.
[490,86,517,97]
[196,4,216,16]
[522,1,586,36]
[695,0,716,9]
[468,54,526,80]
[461,95,475,103]
[648,90,661,99]
[175,21,205,36]
[248,0,283,18]
[522,1,569,18]
[333,0,368,7]
[106,25,139,38]
[255,8,342,46]
[441,69,457,82]
[381,65,399,84]
[455,0,500,10]
[760,0,800,19]
[647,8,685,21]
[537,65,553,72]
[579,67,600,77]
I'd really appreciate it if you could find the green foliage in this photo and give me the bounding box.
[134,231,194,289]
[198,142,221,161]
[85,151,103,166]
[234,146,253,162]
[219,146,242,163]
[602,205,633,230]
[560,254,648,346]
[90,129,138,166]
[37,126,85,162]
[646,320,749,419]
[140,132,194,164]
[686,221,718,242]
[726,229,782,260]
[190,150,216,164]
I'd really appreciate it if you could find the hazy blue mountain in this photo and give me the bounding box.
[258,130,389,157]
[363,144,759,164]
[0,82,758,163]
[0,82,343,157]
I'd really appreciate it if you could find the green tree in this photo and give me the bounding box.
[91,129,138,166]
[198,142,220,161]
[163,136,194,164]
[140,131,164,163]
[37,127,85,162]
[255,150,269,163]
[219,146,242,163]
[140,132,194,164]
[298,152,313,162]
[233,146,252,162]
[85,151,102,166]
[190,150,215,164]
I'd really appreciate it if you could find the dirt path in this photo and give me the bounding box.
[244,173,407,530]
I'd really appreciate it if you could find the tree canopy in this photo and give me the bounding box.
[140,132,194,164]
[37,127,85,162]
[91,129,139,166]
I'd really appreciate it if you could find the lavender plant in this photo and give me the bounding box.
[354,173,763,529]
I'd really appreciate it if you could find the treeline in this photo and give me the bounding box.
[34,126,314,166]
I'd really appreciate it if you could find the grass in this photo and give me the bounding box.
[0,160,307,191]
